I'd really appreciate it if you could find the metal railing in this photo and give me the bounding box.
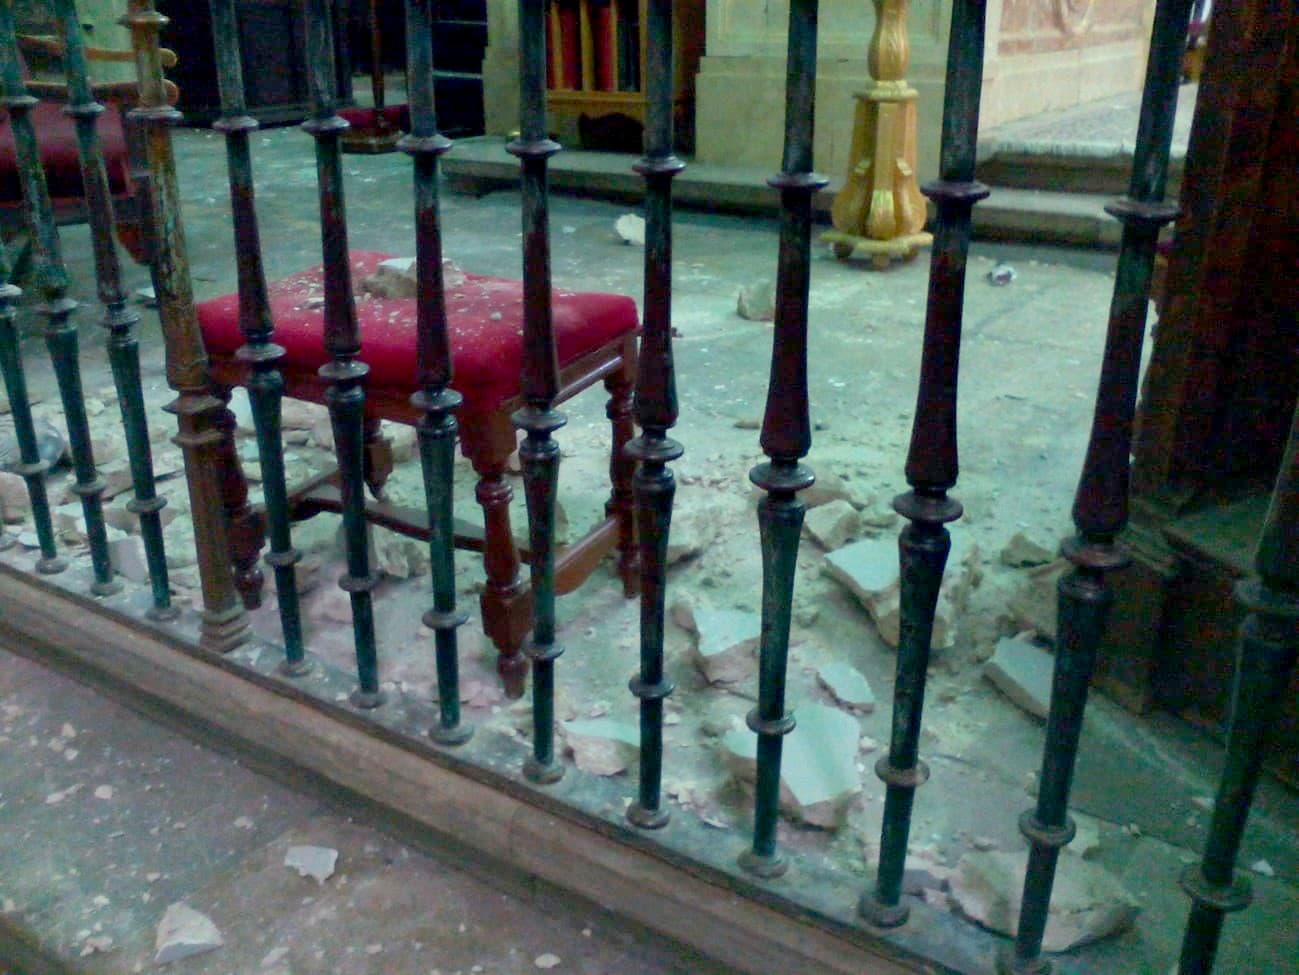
[0,2,1289,973]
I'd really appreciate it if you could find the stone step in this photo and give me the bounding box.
[442,137,1127,249]
[975,139,1186,198]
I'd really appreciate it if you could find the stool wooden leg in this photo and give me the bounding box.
[462,412,531,698]
[606,336,639,597]
[213,386,265,609]
[362,415,394,500]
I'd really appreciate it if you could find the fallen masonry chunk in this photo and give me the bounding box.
[816,661,875,712]
[1007,558,1069,642]
[615,213,646,246]
[689,608,761,685]
[947,850,1139,952]
[284,845,338,884]
[736,279,775,321]
[155,902,223,964]
[803,499,861,551]
[561,718,639,776]
[824,535,978,650]
[999,529,1056,567]
[722,704,861,829]
[983,636,1054,719]
[0,471,29,523]
[665,496,721,565]
[108,534,150,585]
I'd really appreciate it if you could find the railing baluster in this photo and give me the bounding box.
[208,0,308,674]
[1177,404,1299,974]
[0,0,117,598]
[739,0,825,878]
[860,0,988,927]
[509,0,565,785]
[124,0,249,651]
[54,0,174,618]
[0,243,63,573]
[403,0,471,746]
[625,0,683,830]
[302,0,384,708]
[1001,1,1190,970]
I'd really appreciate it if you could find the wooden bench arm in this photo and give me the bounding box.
[18,33,178,69]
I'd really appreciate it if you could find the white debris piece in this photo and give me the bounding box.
[803,499,861,551]
[736,280,775,321]
[816,661,875,713]
[722,704,861,829]
[614,214,645,246]
[534,952,562,969]
[689,608,761,685]
[284,845,338,884]
[824,536,978,650]
[984,636,1055,719]
[93,785,115,800]
[1250,858,1275,878]
[154,902,223,964]
[948,851,1138,952]
[999,529,1056,567]
[561,718,639,776]
[108,534,151,584]
[0,471,29,523]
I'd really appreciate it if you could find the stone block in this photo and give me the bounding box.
[154,902,223,964]
[722,703,861,829]
[948,850,1139,952]
[803,499,861,551]
[0,471,28,523]
[689,608,761,685]
[561,718,639,776]
[984,636,1055,719]
[816,661,875,713]
[824,535,978,650]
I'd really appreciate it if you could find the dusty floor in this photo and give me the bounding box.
[1,111,1296,975]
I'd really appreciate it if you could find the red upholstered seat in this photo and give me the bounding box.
[196,250,639,416]
[0,99,130,208]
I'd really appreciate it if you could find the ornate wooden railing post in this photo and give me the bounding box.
[823,0,931,268]
[625,0,683,829]
[509,0,566,785]
[403,0,470,745]
[0,241,63,573]
[1001,1,1191,971]
[860,0,988,927]
[208,0,308,672]
[123,0,249,651]
[739,0,826,878]
[54,0,174,618]
[0,0,117,598]
[1177,405,1299,974]
[302,0,385,708]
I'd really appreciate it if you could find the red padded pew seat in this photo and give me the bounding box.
[0,99,130,207]
[196,250,639,416]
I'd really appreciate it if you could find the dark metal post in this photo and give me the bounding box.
[0,242,63,573]
[123,0,249,652]
[0,0,117,597]
[54,0,174,618]
[509,0,565,785]
[625,0,684,830]
[302,0,384,708]
[739,0,825,878]
[403,0,471,746]
[1177,404,1299,974]
[1001,1,1190,970]
[208,0,308,672]
[861,0,989,927]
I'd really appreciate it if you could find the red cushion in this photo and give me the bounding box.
[0,100,130,204]
[338,104,411,133]
[196,250,638,416]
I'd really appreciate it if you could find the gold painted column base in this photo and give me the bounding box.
[821,228,932,269]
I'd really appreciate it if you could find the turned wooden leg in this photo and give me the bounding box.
[606,336,640,597]
[461,411,531,698]
[362,414,394,500]
[213,386,265,609]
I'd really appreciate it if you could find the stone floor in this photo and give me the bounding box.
[0,95,1295,975]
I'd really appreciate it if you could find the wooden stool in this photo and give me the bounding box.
[197,250,640,690]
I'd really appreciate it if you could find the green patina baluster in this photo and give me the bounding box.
[0,240,62,572]
[403,0,470,745]
[0,0,116,596]
[208,0,308,673]
[53,0,173,617]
